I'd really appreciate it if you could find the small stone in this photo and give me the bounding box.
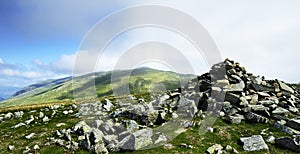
[219,111,225,117]
[25,133,35,139]
[206,144,223,154]
[207,127,214,133]
[172,112,179,119]
[257,92,270,97]
[227,114,244,124]
[8,145,15,151]
[266,136,275,144]
[11,123,26,129]
[4,112,13,120]
[33,144,40,150]
[43,116,49,122]
[163,143,174,150]
[39,112,44,119]
[56,123,66,127]
[63,111,69,115]
[154,134,168,144]
[179,143,187,148]
[272,107,290,114]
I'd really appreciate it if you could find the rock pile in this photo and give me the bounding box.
[51,59,300,153]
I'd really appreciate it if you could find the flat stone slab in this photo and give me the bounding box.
[240,135,269,151]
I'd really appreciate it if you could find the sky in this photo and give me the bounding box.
[1,0,300,97]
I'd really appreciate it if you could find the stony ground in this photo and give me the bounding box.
[1,59,300,154]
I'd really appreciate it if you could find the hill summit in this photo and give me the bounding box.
[0,58,299,154]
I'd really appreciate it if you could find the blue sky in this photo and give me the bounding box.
[1,0,300,97]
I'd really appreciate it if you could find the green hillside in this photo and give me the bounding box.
[0,67,195,108]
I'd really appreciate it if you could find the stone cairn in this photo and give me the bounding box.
[52,59,300,153]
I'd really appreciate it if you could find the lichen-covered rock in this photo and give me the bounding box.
[240,135,268,151]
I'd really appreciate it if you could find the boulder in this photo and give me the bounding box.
[240,135,268,151]
[276,137,300,152]
[274,120,300,135]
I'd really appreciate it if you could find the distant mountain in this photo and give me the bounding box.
[0,97,4,102]
[0,87,20,99]
[0,67,195,108]
[12,76,72,97]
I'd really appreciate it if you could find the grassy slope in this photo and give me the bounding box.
[0,68,194,108]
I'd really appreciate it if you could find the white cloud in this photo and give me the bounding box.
[0,58,4,64]
[0,69,20,76]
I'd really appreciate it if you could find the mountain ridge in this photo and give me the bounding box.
[0,67,196,108]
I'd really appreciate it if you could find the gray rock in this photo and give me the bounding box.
[249,105,268,112]
[103,99,114,111]
[103,135,117,144]
[272,107,290,114]
[4,112,13,120]
[245,112,269,123]
[43,116,50,122]
[56,123,66,127]
[240,135,268,151]
[89,128,104,145]
[250,94,259,104]
[118,134,135,150]
[123,120,139,132]
[8,145,15,151]
[226,81,245,92]
[207,127,214,133]
[206,144,223,154]
[257,92,270,97]
[133,128,153,150]
[73,121,91,135]
[25,115,34,125]
[33,144,40,150]
[286,119,300,131]
[227,114,244,124]
[278,80,294,94]
[274,120,300,135]
[93,142,108,154]
[11,123,26,129]
[14,111,24,118]
[63,111,69,115]
[39,112,44,119]
[154,134,168,144]
[25,133,35,139]
[225,93,240,105]
[55,139,65,146]
[266,136,275,144]
[276,137,300,152]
